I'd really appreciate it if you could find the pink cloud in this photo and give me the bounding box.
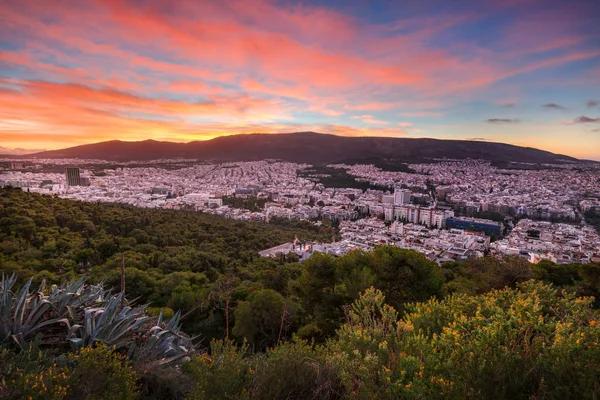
[351,115,390,125]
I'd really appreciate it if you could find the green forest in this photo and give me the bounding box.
[297,166,390,190]
[1,187,599,399]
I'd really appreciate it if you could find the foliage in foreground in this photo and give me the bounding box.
[2,188,600,398]
[12,344,139,400]
[2,188,599,348]
[183,281,600,400]
[2,280,599,399]
[0,187,330,343]
[184,339,343,400]
[0,274,192,366]
[332,281,600,399]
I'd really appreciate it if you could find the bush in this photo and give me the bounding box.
[137,365,193,400]
[184,340,254,400]
[184,338,342,400]
[252,339,343,400]
[327,282,600,399]
[14,344,139,400]
[0,341,54,399]
[406,281,600,399]
[326,287,417,399]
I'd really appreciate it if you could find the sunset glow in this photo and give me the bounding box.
[1,0,599,158]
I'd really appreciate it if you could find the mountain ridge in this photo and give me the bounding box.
[18,132,582,164]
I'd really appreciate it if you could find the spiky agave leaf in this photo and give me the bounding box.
[72,294,151,350]
[130,311,194,366]
[1,274,193,364]
[1,276,72,347]
[0,274,18,341]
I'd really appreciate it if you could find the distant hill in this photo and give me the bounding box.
[27,132,580,164]
[0,146,45,156]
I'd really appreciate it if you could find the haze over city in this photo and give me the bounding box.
[1,0,599,159]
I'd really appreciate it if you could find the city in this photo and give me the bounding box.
[2,157,599,265]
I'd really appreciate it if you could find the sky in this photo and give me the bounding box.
[0,0,599,159]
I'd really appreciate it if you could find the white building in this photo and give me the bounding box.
[208,198,223,207]
[394,189,411,205]
[387,204,454,228]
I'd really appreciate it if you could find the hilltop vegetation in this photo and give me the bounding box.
[1,188,600,398]
[0,188,334,343]
[298,165,390,190]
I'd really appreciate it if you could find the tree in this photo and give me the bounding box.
[232,289,299,348]
[210,273,241,340]
[296,253,346,339]
[447,256,534,295]
[368,246,445,312]
[334,250,374,301]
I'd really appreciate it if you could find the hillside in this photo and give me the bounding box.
[27,132,580,164]
[2,188,600,399]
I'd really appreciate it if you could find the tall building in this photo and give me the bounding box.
[393,204,420,223]
[65,168,81,186]
[394,188,411,205]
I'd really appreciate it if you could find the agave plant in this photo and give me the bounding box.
[69,293,151,351]
[1,274,72,348]
[0,274,193,365]
[129,310,192,366]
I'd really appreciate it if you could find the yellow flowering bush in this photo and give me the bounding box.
[14,365,69,400]
[328,281,600,399]
[326,287,423,399]
[14,344,139,400]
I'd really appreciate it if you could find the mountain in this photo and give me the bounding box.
[27,132,580,164]
[0,146,46,156]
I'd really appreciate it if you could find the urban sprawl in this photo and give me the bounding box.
[2,158,599,265]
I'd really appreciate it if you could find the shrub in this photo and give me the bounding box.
[184,338,343,400]
[326,287,418,399]
[327,282,600,400]
[406,280,600,398]
[137,365,193,400]
[14,344,139,400]
[184,340,254,400]
[252,339,343,400]
[0,341,54,399]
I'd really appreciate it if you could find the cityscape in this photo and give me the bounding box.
[2,156,599,265]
